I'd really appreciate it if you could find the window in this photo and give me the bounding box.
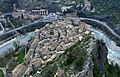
[50,31,54,35]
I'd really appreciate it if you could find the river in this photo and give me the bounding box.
[93,29,120,65]
[0,32,35,57]
[0,28,120,65]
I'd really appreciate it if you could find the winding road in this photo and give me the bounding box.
[0,18,57,37]
[1,16,120,41]
[1,11,120,39]
[80,17,120,39]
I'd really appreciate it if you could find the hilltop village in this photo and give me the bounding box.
[1,0,120,77]
[12,18,93,77]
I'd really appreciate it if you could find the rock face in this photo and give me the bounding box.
[38,38,108,77]
[92,40,108,77]
[75,40,108,77]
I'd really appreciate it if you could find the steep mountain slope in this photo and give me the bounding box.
[38,37,107,77]
[91,0,120,35]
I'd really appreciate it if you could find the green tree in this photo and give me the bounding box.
[0,1,13,13]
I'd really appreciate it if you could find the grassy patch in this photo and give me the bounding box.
[0,49,25,68]
[72,0,82,3]
[74,57,85,71]
[16,51,25,64]
[61,36,90,71]
[105,62,120,77]
[0,69,4,77]
[41,64,57,77]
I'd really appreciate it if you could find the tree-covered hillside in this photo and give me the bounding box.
[0,1,13,13]
[92,0,120,27]
[77,0,120,35]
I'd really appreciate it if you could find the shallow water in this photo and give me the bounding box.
[93,29,120,65]
[0,32,35,56]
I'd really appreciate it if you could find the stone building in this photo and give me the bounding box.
[0,15,6,22]
[12,64,27,77]
[84,0,92,11]
[31,9,48,15]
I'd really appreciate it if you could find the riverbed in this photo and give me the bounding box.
[93,29,120,65]
[0,32,35,57]
[0,29,120,65]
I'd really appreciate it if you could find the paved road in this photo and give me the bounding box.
[80,17,120,39]
[1,16,120,40]
[0,18,57,36]
[1,13,12,16]
[0,23,5,31]
[0,22,5,35]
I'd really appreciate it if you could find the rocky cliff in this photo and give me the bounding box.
[38,36,108,77]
